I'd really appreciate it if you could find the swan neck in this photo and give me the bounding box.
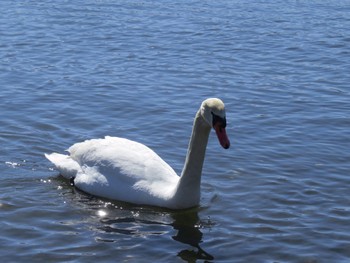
[173,110,211,206]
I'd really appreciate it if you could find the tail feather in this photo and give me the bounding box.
[45,153,81,179]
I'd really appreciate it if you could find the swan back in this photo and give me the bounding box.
[52,136,179,206]
[69,137,177,180]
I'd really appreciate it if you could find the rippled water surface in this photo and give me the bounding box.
[1,1,350,262]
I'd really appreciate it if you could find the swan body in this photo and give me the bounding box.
[46,98,230,209]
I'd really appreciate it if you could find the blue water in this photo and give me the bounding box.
[1,0,350,262]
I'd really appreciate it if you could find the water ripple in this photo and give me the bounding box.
[1,0,350,262]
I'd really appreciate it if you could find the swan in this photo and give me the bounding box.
[45,98,230,209]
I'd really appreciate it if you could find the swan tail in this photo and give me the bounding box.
[45,153,81,179]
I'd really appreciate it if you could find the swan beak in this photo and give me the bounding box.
[214,123,230,149]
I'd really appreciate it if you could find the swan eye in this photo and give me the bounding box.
[211,112,226,128]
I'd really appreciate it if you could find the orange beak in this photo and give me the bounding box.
[214,123,230,149]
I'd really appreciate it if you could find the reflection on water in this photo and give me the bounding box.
[69,180,214,262]
[171,211,214,262]
[97,206,214,262]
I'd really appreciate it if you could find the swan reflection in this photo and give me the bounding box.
[171,211,214,261]
[62,184,215,261]
[96,204,214,261]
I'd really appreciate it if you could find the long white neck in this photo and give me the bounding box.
[172,110,211,208]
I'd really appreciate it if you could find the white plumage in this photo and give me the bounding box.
[46,98,230,209]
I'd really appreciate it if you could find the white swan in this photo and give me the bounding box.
[45,98,230,209]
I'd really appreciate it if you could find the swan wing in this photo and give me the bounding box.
[65,136,179,204]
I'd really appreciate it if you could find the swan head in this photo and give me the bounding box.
[200,98,230,149]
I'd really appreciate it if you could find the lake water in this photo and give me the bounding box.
[1,0,350,262]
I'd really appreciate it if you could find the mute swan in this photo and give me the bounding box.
[45,98,230,209]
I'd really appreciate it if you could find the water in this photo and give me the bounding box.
[1,0,350,262]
